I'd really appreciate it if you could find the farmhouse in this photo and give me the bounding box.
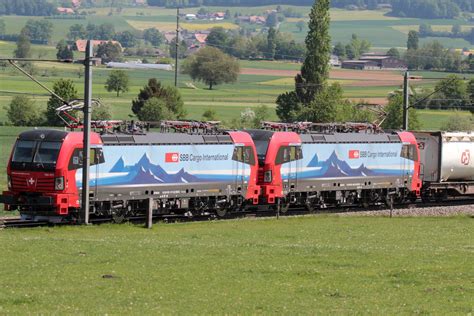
[74,40,123,52]
[237,15,266,24]
[71,0,81,8]
[57,7,74,14]
[359,54,407,69]
[194,33,208,44]
[341,60,380,70]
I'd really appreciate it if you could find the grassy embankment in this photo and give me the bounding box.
[0,215,473,313]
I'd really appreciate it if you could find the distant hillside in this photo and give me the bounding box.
[147,0,473,18]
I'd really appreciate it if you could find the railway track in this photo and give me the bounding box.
[2,197,474,229]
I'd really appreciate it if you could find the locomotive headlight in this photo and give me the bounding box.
[7,175,11,190]
[264,170,272,183]
[55,177,64,190]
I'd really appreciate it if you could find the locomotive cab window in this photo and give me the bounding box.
[12,140,37,163]
[275,146,302,165]
[232,146,256,165]
[401,144,418,161]
[69,148,105,170]
[12,140,62,165]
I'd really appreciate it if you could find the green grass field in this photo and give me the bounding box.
[0,215,472,313]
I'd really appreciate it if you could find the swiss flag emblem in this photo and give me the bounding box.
[349,150,360,159]
[165,152,179,163]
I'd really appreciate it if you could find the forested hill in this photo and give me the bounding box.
[148,0,473,18]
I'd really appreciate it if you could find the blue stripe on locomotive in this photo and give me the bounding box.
[281,143,414,180]
[76,144,250,188]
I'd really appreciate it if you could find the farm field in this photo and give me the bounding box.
[0,6,472,49]
[0,215,473,313]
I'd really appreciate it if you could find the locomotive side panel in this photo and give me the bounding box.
[291,142,415,192]
[75,143,252,200]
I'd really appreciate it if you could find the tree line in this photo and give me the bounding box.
[405,30,473,72]
[418,23,474,45]
[202,26,305,61]
[147,0,472,18]
[0,0,56,16]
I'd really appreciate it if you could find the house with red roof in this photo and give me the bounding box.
[57,7,75,14]
[74,40,122,52]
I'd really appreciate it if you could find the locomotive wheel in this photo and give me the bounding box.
[112,211,125,224]
[280,203,290,214]
[216,207,228,218]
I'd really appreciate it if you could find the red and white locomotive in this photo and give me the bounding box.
[1,124,260,221]
[1,121,473,222]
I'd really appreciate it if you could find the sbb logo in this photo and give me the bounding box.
[165,152,180,163]
[461,149,470,166]
[349,150,360,159]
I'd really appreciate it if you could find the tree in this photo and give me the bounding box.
[0,19,5,36]
[132,78,185,119]
[276,0,331,122]
[407,30,419,50]
[4,95,39,126]
[266,12,278,28]
[14,34,31,58]
[21,20,53,43]
[382,94,420,130]
[0,0,55,16]
[297,82,342,122]
[169,37,187,59]
[430,75,468,109]
[182,46,239,90]
[451,24,461,36]
[349,34,371,59]
[143,28,164,46]
[67,24,86,41]
[137,97,175,121]
[46,79,78,126]
[468,79,474,108]
[56,40,73,60]
[96,41,123,63]
[206,27,228,48]
[275,91,301,122]
[332,42,346,58]
[267,27,277,59]
[294,0,331,105]
[419,24,432,37]
[114,31,137,48]
[296,20,305,32]
[251,105,270,128]
[93,23,115,40]
[202,108,218,121]
[440,112,473,131]
[92,104,112,120]
[386,47,400,58]
[105,70,130,97]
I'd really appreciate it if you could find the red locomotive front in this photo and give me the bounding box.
[1,129,102,219]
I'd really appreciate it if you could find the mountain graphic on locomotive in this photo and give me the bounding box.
[1,121,473,222]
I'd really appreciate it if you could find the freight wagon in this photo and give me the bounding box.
[413,131,474,200]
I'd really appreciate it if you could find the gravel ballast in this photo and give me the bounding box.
[336,205,474,217]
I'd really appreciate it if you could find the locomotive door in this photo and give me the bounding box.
[277,145,302,193]
[232,145,246,192]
